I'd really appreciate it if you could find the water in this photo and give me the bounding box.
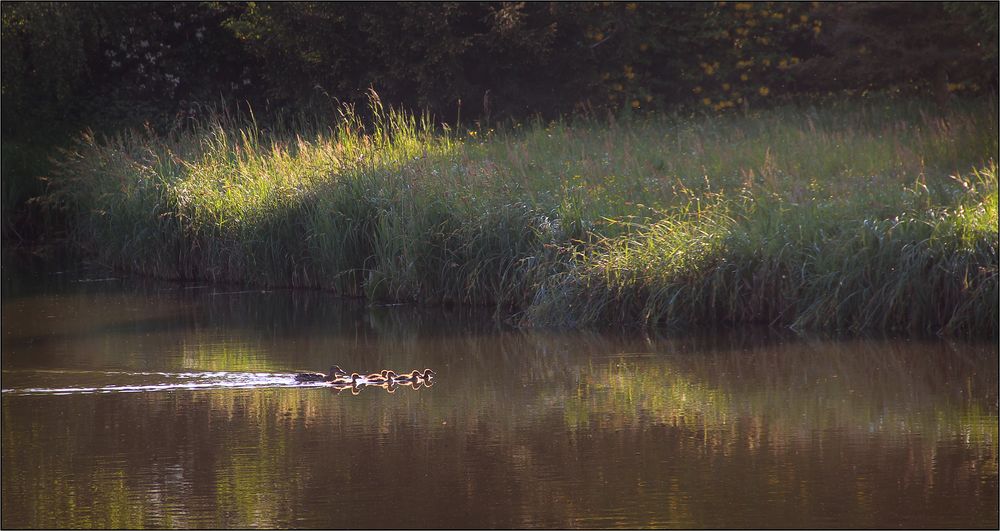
[2,258,997,528]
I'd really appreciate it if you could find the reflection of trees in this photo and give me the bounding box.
[2,278,997,528]
[3,328,996,528]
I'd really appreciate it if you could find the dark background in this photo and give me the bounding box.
[2,1,997,239]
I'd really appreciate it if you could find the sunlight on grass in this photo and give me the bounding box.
[51,96,998,335]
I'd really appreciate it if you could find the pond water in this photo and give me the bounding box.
[2,257,997,528]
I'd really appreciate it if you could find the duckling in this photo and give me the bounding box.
[419,368,436,380]
[331,373,364,387]
[329,369,356,385]
[365,370,391,385]
[390,370,422,383]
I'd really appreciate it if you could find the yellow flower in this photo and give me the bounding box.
[762,58,771,66]
[813,25,821,35]
[645,95,653,102]
[601,72,610,80]
[772,12,783,19]
[734,2,752,10]
[740,73,749,81]
[468,130,477,137]
[758,86,770,96]
[778,59,788,69]
[722,83,731,90]
[693,86,703,94]
[800,14,809,22]
[790,56,800,65]
[702,97,712,106]
[639,43,649,52]
[626,2,637,11]
[613,83,624,91]
[624,65,635,79]
[631,99,640,109]
[594,32,605,41]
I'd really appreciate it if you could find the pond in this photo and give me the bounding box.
[2,256,997,528]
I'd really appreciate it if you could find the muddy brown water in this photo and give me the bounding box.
[2,260,997,528]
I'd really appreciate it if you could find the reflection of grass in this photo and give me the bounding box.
[553,339,998,447]
[50,95,998,334]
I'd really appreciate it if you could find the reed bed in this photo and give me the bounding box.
[50,95,998,335]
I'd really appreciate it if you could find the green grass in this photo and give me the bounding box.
[49,95,999,335]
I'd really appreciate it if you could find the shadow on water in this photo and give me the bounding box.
[1,252,997,528]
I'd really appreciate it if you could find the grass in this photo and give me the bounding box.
[48,94,998,335]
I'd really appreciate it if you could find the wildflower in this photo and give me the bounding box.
[740,73,749,81]
[722,83,731,90]
[626,2,637,11]
[639,43,649,52]
[624,65,635,80]
[790,57,800,65]
[468,130,477,137]
[645,95,652,102]
[613,83,624,91]
[631,99,640,109]
[778,59,788,69]
[734,2,752,10]
[702,97,712,106]
[799,14,809,22]
[762,58,771,66]
[758,86,770,96]
[693,86,703,94]
[594,32,604,41]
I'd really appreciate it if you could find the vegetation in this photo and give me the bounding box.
[48,95,998,335]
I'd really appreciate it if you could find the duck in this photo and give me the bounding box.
[418,368,436,380]
[294,371,327,383]
[295,365,349,383]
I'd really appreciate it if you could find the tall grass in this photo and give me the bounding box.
[50,95,998,335]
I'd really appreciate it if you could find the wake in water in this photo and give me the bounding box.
[2,370,345,396]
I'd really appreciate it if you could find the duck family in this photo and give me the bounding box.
[293,366,436,388]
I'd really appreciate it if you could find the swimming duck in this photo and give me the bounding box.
[419,369,436,380]
[294,371,328,383]
[295,365,349,383]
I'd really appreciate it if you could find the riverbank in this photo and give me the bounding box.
[47,96,998,335]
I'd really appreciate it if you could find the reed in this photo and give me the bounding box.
[50,95,998,335]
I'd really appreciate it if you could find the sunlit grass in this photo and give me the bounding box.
[50,95,998,335]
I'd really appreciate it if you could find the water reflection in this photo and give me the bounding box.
[1,264,997,528]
